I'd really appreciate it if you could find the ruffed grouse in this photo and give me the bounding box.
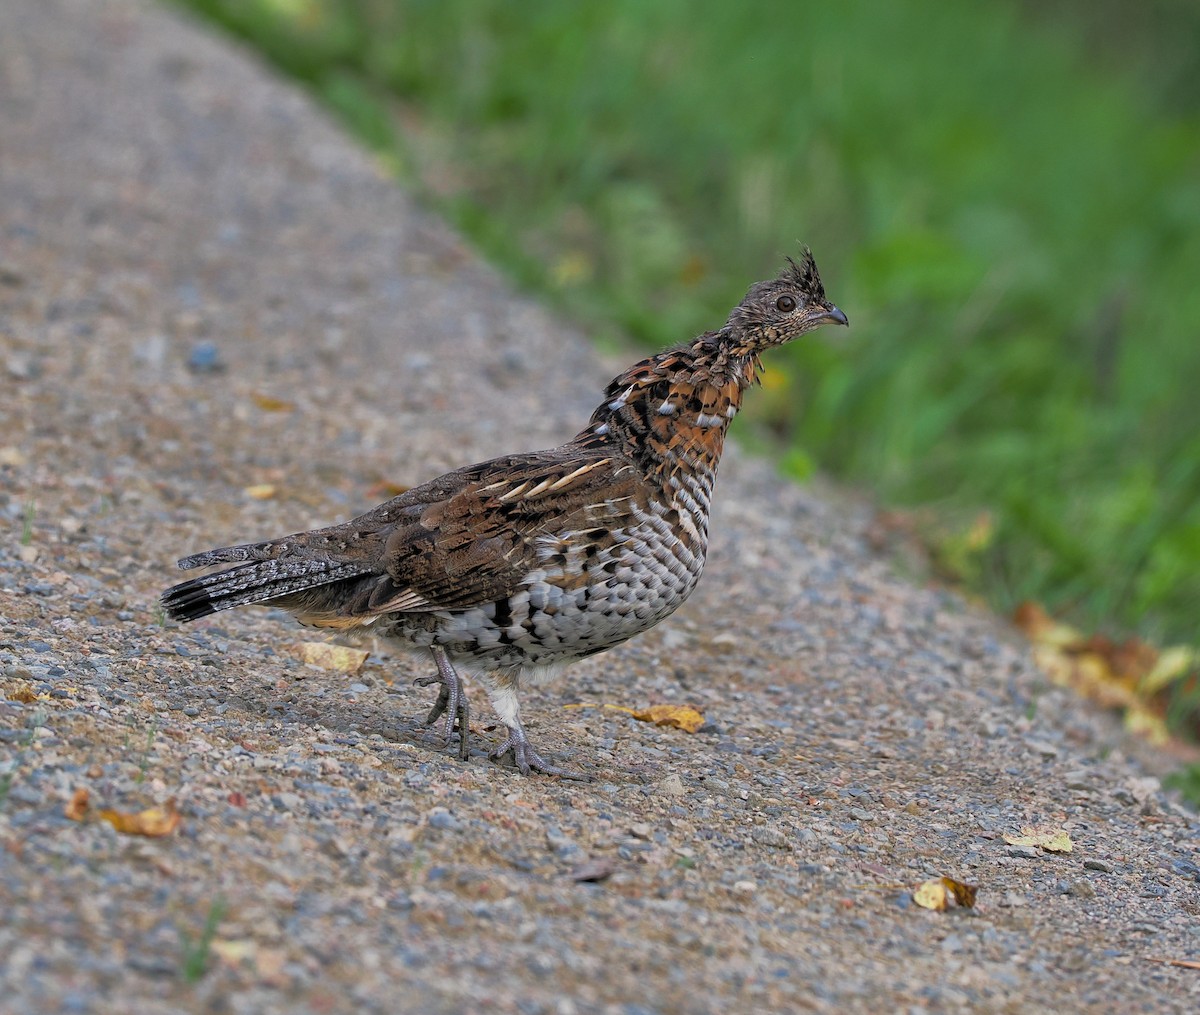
[162,249,847,777]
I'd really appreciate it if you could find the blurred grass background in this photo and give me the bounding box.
[172,0,1200,730]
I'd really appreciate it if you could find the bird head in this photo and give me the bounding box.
[722,247,848,355]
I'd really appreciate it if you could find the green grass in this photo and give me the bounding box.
[21,499,35,546]
[178,896,227,983]
[172,1,1200,718]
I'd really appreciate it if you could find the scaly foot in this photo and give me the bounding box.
[413,647,470,760]
[489,723,589,780]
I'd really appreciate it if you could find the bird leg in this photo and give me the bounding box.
[486,684,589,780]
[414,646,470,760]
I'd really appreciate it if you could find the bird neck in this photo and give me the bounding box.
[576,335,762,476]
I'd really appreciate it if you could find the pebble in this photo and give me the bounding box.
[1007,846,1040,859]
[426,808,460,831]
[1083,859,1113,873]
[186,341,224,373]
[658,773,686,796]
[750,826,790,849]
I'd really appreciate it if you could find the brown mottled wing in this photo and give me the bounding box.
[327,450,637,620]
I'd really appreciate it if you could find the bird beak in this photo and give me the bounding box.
[818,305,849,327]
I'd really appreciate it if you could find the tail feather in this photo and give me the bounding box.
[162,542,371,622]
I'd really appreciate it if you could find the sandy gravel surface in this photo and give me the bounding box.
[1,2,1197,1013]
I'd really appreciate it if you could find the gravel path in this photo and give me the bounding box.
[2,2,1197,1013]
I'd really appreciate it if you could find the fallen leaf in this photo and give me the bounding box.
[98,798,181,837]
[251,393,296,413]
[1140,646,1198,696]
[1003,826,1073,853]
[7,683,42,704]
[243,484,277,500]
[1013,602,1196,741]
[602,703,704,732]
[942,876,979,908]
[631,704,705,732]
[210,939,257,965]
[1013,602,1080,648]
[1124,704,1170,746]
[913,876,978,911]
[298,642,369,674]
[65,787,90,821]
[913,879,949,911]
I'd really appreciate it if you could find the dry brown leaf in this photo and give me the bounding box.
[912,876,978,911]
[64,787,90,822]
[299,642,369,674]
[243,484,277,500]
[627,704,705,733]
[632,704,705,732]
[1003,826,1073,853]
[98,798,181,837]
[1013,602,1194,742]
[251,393,295,413]
[942,876,979,908]
[8,683,41,704]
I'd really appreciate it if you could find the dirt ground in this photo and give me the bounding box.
[1,2,1197,1013]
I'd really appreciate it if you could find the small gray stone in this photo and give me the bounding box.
[1007,845,1040,859]
[427,808,460,831]
[187,341,224,373]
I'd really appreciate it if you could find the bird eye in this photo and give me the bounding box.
[775,295,797,313]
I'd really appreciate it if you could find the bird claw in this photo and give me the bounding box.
[414,652,470,761]
[489,727,589,780]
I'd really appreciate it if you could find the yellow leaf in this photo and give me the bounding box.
[1140,646,1197,695]
[1124,705,1170,746]
[913,879,949,911]
[244,484,277,500]
[97,798,181,837]
[630,704,706,733]
[251,393,295,413]
[1013,602,1081,649]
[7,682,43,704]
[299,642,369,674]
[210,939,257,965]
[1003,826,1073,853]
[913,876,978,911]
